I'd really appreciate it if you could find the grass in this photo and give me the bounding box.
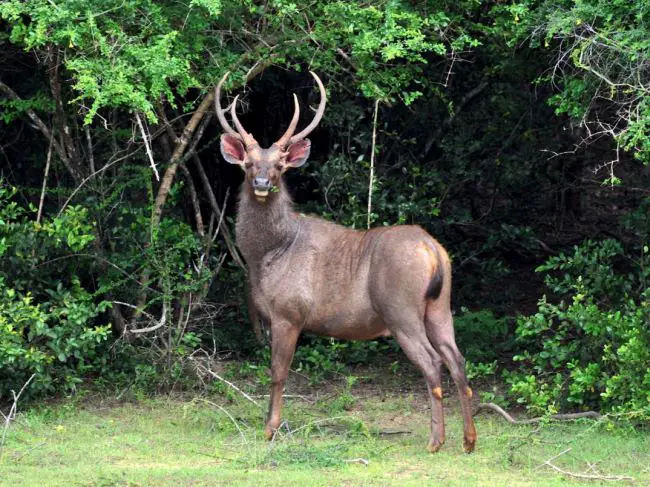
[1,371,648,486]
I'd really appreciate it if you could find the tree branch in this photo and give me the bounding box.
[475,402,602,424]
[0,80,79,180]
[151,91,215,228]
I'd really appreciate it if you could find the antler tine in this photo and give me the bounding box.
[289,71,327,144]
[274,94,300,148]
[214,72,239,138]
[230,95,258,147]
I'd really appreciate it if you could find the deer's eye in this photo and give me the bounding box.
[275,164,283,171]
[245,162,253,169]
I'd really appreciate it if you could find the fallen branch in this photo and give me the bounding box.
[537,448,633,482]
[378,429,412,436]
[476,403,602,424]
[543,461,634,482]
[191,359,261,408]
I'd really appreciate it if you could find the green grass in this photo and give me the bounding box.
[1,375,648,486]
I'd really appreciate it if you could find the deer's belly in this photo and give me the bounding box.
[304,310,391,340]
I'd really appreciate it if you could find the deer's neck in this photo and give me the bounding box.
[235,182,301,267]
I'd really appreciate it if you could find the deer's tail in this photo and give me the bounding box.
[425,246,445,300]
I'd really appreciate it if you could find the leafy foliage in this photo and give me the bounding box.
[0,184,110,399]
[507,239,650,419]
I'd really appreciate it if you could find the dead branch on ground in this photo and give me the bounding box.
[476,402,602,424]
[190,352,261,408]
[536,448,634,482]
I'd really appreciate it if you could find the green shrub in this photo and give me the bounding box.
[0,184,110,400]
[507,239,650,419]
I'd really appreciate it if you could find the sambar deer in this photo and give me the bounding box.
[215,72,477,453]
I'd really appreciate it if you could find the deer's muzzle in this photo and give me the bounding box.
[253,176,272,197]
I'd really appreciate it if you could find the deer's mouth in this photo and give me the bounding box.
[254,189,269,198]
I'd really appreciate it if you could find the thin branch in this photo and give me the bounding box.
[36,135,54,224]
[537,448,634,482]
[135,112,160,181]
[367,99,380,229]
[57,142,141,217]
[194,398,248,445]
[129,301,168,334]
[0,80,74,177]
[180,163,205,237]
[83,125,96,175]
[1,374,36,452]
[192,154,246,271]
[191,359,261,408]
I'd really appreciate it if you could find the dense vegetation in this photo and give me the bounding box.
[1,0,648,420]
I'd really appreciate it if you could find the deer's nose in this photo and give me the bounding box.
[254,177,271,189]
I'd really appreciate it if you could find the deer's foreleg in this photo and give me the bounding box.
[264,320,300,440]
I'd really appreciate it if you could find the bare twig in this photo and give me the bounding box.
[193,154,246,270]
[537,448,634,482]
[367,99,380,229]
[84,125,96,175]
[534,448,572,469]
[151,91,214,228]
[378,429,412,436]
[180,163,205,237]
[1,374,36,452]
[129,301,168,334]
[191,358,261,408]
[0,80,78,181]
[475,403,602,424]
[57,142,141,217]
[36,135,54,224]
[135,112,160,181]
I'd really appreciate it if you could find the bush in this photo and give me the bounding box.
[0,184,110,400]
[506,239,650,420]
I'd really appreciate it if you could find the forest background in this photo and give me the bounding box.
[0,0,648,421]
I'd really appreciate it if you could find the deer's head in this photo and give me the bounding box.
[216,72,326,202]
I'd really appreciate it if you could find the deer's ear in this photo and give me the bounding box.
[285,139,311,168]
[220,134,246,165]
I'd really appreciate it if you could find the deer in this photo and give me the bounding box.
[215,71,477,453]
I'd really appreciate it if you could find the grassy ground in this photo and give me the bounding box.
[1,370,648,486]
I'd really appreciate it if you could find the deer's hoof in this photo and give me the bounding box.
[427,440,444,453]
[463,437,476,454]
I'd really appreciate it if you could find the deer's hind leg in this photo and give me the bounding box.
[389,320,447,453]
[425,306,477,453]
